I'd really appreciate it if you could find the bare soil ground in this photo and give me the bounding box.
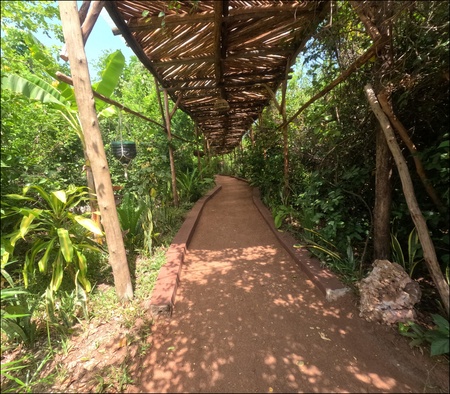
[17,175,450,393]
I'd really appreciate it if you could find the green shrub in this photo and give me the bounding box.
[2,185,104,317]
[399,314,449,356]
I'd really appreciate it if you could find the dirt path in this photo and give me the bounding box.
[127,176,448,393]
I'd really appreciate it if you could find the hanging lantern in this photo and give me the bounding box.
[111,141,137,163]
[214,98,230,113]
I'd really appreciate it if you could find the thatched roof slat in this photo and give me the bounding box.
[105,0,330,153]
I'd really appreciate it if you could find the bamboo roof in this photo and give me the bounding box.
[105,1,330,154]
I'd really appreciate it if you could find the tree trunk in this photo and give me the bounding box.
[353,1,395,262]
[373,128,392,260]
[263,80,290,197]
[365,84,449,317]
[59,0,133,302]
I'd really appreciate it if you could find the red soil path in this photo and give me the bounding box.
[127,176,448,393]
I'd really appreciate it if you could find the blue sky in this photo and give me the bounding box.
[81,8,134,63]
[35,3,134,75]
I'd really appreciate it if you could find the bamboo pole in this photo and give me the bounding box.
[364,84,449,316]
[59,1,133,302]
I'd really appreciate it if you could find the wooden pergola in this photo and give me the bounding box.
[58,1,450,315]
[104,0,331,154]
[57,0,330,301]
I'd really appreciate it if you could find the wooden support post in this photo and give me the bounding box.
[365,84,449,317]
[262,75,290,197]
[163,89,179,207]
[195,124,202,175]
[59,1,133,302]
[56,72,166,130]
[280,65,290,198]
[205,138,211,164]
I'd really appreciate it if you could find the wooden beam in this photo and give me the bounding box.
[78,0,90,25]
[55,72,194,144]
[226,48,291,59]
[214,0,228,100]
[165,78,283,92]
[58,0,133,302]
[113,12,214,34]
[262,84,282,114]
[81,0,105,45]
[169,94,182,119]
[153,56,215,67]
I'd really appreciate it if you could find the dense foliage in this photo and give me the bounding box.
[0,3,448,388]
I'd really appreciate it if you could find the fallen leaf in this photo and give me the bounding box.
[118,336,127,348]
[319,332,331,341]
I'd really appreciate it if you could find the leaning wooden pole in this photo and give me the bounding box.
[59,1,133,301]
[364,84,449,316]
[377,90,446,214]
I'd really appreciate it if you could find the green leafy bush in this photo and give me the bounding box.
[176,167,213,203]
[2,185,104,311]
[399,314,449,356]
[116,192,146,251]
[1,261,36,346]
[391,228,424,277]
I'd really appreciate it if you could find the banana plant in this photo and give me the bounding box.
[1,48,125,145]
[2,41,125,238]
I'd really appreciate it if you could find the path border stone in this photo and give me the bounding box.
[149,185,222,317]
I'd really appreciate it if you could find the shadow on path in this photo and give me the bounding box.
[128,176,448,393]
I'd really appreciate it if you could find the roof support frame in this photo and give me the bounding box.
[105,0,332,154]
